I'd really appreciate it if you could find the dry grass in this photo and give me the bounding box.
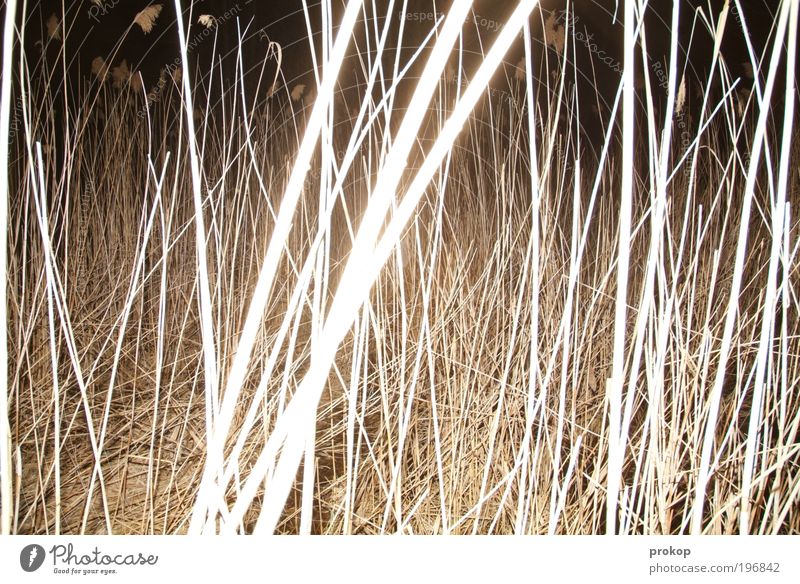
[2,0,799,534]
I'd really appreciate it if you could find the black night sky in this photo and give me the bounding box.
[17,1,789,103]
[5,0,791,181]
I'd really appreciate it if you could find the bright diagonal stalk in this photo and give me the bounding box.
[188,0,366,533]
[739,0,797,535]
[691,0,792,535]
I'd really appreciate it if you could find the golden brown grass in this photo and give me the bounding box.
[2,0,799,534]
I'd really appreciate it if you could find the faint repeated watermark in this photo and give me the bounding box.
[401,10,503,33]
[551,9,624,74]
[137,3,242,117]
[87,0,123,23]
[8,94,25,141]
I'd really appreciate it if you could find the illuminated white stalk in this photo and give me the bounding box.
[0,0,16,536]
[739,0,797,535]
[691,0,792,534]
[189,0,366,533]
[607,0,638,535]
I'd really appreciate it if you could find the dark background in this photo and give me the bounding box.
[10,0,796,141]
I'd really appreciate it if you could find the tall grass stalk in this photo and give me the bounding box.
[0,0,18,537]
[691,0,795,534]
[606,0,637,535]
[736,0,796,535]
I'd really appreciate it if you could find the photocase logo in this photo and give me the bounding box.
[19,544,46,572]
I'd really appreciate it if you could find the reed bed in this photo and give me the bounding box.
[1,0,798,534]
